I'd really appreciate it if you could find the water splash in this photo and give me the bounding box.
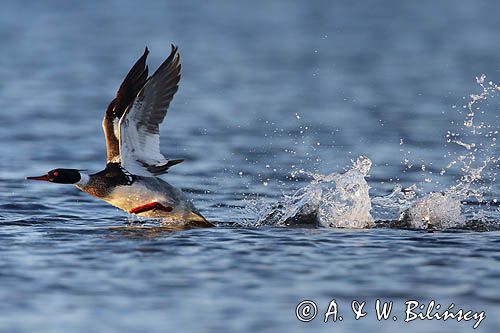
[371,184,417,221]
[377,75,499,229]
[246,156,374,228]
[445,75,499,198]
[315,156,373,228]
[245,76,498,231]
[399,193,465,230]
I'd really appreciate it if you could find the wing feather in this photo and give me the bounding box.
[118,45,182,176]
[102,47,149,162]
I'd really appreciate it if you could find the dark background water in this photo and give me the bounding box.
[0,0,499,332]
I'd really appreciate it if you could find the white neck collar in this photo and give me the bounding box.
[75,173,90,188]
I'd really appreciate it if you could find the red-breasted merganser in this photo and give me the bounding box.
[27,45,213,228]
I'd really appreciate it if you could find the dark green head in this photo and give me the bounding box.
[27,168,82,184]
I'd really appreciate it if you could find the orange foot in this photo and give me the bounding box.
[129,202,173,214]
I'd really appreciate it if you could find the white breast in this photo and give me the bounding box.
[104,183,175,212]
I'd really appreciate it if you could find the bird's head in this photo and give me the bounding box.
[27,168,82,184]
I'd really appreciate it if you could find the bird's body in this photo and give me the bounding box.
[28,45,213,228]
[74,163,207,224]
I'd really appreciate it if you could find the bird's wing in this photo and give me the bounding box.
[118,45,183,176]
[102,48,149,163]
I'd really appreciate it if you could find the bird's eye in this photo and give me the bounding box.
[53,171,59,177]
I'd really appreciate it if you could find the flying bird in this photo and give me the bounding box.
[28,45,213,228]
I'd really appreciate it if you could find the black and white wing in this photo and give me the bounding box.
[118,45,183,176]
[103,48,149,163]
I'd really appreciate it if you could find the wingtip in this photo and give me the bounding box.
[167,159,184,167]
[171,43,179,54]
[143,46,150,56]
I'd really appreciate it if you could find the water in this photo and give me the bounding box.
[1,0,500,332]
